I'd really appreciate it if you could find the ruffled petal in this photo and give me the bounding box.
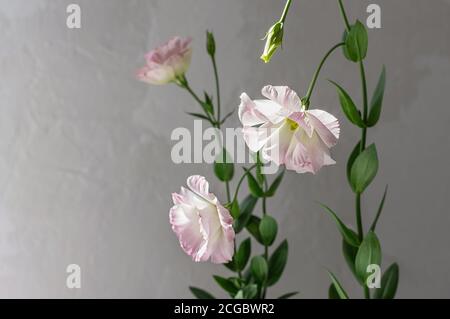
[238,93,270,127]
[306,109,340,148]
[285,130,336,174]
[201,203,235,264]
[261,85,301,113]
[187,175,216,203]
[169,204,205,261]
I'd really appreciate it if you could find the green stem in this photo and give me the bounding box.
[280,0,293,23]
[338,0,351,31]
[232,164,258,204]
[355,194,363,242]
[359,60,369,151]
[261,180,269,299]
[178,76,216,126]
[364,286,370,299]
[304,42,345,107]
[337,0,371,300]
[211,56,221,123]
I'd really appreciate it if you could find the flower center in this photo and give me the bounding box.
[286,118,299,131]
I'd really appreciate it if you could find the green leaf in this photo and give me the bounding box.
[374,263,399,299]
[235,238,251,271]
[342,237,358,278]
[234,290,244,299]
[342,29,352,61]
[328,284,340,299]
[329,80,365,127]
[347,141,361,186]
[256,154,265,186]
[214,149,234,182]
[234,195,258,233]
[327,271,349,299]
[344,20,368,62]
[220,109,235,125]
[186,112,211,121]
[251,256,268,284]
[265,169,285,197]
[319,203,361,247]
[242,284,258,299]
[267,240,288,287]
[367,66,386,127]
[355,231,382,285]
[350,144,379,193]
[213,276,239,295]
[370,185,388,231]
[259,216,278,246]
[202,91,214,115]
[278,292,299,299]
[230,199,240,219]
[246,216,264,244]
[189,287,215,299]
[245,168,264,197]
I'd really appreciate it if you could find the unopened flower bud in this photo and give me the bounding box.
[261,22,284,63]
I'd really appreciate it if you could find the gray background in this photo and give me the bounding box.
[0,0,449,298]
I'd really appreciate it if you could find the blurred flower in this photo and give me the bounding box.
[170,175,235,264]
[261,22,284,63]
[239,86,340,174]
[137,36,192,85]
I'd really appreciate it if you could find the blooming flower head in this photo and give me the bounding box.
[137,36,192,85]
[239,86,340,174]
[170,176,235,264]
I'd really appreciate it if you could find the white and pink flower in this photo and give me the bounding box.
[170,176,235,264]
[239,85,340,174]
[137,36,192,85]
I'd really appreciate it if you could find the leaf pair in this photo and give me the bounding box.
[330,66,386,128]
[246,168,285,198]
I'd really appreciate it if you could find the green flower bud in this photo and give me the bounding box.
[206,31,216,57]
[261,22,284,63]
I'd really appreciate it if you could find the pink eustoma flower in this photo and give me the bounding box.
[170,176,235,264]
[239,85,340,174]
[137,36,192,85]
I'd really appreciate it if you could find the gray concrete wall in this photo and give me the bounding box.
[0,0,449,298]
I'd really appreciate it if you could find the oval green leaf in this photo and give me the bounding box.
[350,144,379,194]
[259,216,278,246]
[355,231,382,285]
[329,80,365,127]
[374,263,399,299]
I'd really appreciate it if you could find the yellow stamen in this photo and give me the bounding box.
[286,118,299,131]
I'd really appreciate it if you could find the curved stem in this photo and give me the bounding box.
[304,42,345,106]
[232,164,258,204]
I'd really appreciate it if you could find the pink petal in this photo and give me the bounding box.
[187,175,216,202]
[306,109,340,148]
[260,121,293,166]
[285,130,336,174]
[169,204,205,261]
[261,85,301,113]
[238,93,269,127]
[241,125,273,153]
